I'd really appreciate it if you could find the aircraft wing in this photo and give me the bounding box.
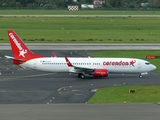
[65,56,94,73]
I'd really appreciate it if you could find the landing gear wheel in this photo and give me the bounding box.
[78,73,81,78]
[78,73,85,79]
[80,74,85,79]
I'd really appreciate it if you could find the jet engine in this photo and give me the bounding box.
[93,69,108,77]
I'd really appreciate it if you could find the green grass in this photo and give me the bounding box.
[0,10,160,15]
[89,50,160,104]
[88,86,160,103]
[0,17,160,43]
[89,50,160,72]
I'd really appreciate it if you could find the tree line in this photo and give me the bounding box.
[0,0,160,8]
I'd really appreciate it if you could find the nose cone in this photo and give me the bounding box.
[151,64,157,71]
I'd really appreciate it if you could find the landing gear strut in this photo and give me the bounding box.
[139,75,143,78]
[78,73,85,79]
[139,72,148,78]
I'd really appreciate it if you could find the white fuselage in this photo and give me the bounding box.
[20,57,156,74]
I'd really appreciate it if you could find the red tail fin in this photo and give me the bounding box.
[8,30,44,61]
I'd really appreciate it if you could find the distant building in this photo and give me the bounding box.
[65,0,79,2]
[141,2,148,7]
[81,4,94,9]
[94,0,105,7]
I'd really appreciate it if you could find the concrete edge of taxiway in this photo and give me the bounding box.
[1,15,160,17]
[0,44,160,50]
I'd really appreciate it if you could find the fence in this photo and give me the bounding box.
[0,7,160,11]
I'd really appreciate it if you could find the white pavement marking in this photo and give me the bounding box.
[0,73,56,81]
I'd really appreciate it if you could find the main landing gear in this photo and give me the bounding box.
[78,73,85,79]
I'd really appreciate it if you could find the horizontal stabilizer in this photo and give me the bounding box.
[5,55,14,59]
[5,55,25,65]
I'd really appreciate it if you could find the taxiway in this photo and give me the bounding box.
[0,50,160,104]
[0,50,160,120]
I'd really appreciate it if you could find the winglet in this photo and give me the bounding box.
[52,52,56,58]
[65,56,73,67]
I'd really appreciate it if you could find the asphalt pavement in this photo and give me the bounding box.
[1,50,160,120]
[1,50,160,104]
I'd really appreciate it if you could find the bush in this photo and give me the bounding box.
[2,3,7,7]
[9,1,15,7]
[16,2,21,7]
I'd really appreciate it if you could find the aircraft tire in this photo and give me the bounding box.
[80,74,85,79]
[78,73,81,78]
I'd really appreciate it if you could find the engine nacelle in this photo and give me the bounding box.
[93,69,108,77]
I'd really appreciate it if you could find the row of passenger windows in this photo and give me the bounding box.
[73,63,100,65]
[42,63,66,65]
[42,63,100,65]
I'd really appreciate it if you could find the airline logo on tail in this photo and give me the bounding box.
[9,33,27,58]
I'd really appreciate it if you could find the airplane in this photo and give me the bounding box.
[5,30,156,79]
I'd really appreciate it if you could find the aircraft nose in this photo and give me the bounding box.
[151,64,157,71]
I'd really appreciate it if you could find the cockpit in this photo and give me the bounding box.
[145,62,150,65]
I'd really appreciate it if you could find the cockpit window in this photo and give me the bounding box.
[145,62,150,65]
